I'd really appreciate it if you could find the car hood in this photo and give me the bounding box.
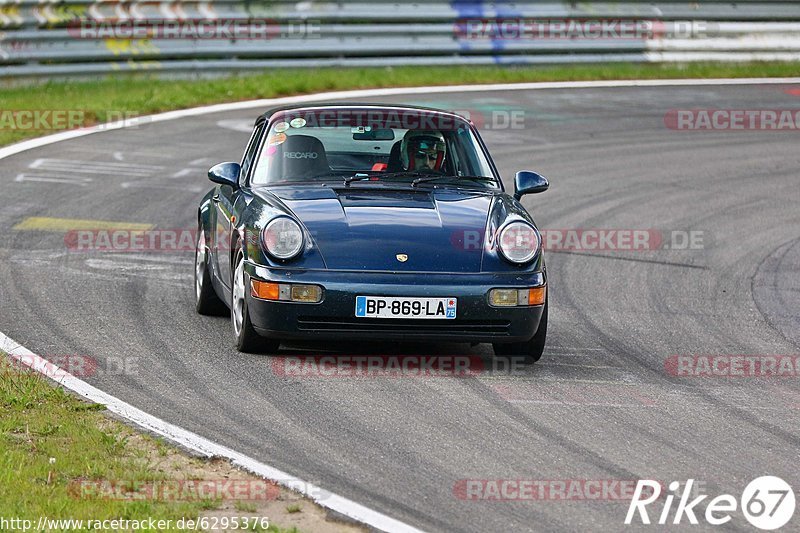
[260,186,494,271]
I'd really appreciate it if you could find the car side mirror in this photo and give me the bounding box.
[514,171,549,200]
[208,162,241,187]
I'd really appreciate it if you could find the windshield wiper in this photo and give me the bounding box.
[379,171,436,179]
[282,171,352,182]
[411,175,498,187]
[343,173,374,185]
[341,171,497,187]
[343,171,433,186]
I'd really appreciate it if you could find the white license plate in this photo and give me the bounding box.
[355,296,457,319]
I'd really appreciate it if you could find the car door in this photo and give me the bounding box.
[213,120,266,293]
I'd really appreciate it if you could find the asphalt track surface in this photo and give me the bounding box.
[2,84,799,532]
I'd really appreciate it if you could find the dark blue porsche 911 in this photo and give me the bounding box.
[195,104,549,363]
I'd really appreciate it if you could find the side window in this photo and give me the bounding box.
[240,122,266,186]
[448,131,467,175]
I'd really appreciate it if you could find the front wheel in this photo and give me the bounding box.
[493,299,548,365]
[232,251,279,354]
[195,228,227,316]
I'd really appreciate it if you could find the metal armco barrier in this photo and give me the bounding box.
[1,1,800,78]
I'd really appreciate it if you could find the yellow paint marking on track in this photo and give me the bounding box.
[12,217,154,233]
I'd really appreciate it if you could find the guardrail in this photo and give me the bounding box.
[2,1,800,79]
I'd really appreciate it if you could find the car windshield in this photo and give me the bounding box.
[250,108,498,188]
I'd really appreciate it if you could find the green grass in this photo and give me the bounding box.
[1,62,798,147]
[235,501,259,513]
[0,355,298,532]
[0,356,202,530]
[285,503,302,514]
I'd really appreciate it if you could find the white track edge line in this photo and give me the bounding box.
[0,332,425,533]
[2,77,799,162]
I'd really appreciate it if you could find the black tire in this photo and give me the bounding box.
[232,250,280,354]
[493,299,548,365]
[195,228,227,316]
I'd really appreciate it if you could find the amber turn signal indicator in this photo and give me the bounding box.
[528,286,547,306]
[251,280,280,300]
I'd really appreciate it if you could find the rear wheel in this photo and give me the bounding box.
[195,228,227,316]
[232,251,280,354]
[493,299,548,365]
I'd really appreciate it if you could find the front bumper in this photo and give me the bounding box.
[244,263,546,343]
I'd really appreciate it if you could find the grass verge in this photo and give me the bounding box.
[0,353,363,532]
[1,62,799,147]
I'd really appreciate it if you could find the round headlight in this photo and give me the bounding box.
[262,218,304,260]
[498,222,539,264]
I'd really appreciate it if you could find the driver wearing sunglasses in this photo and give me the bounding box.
[400,130,447,171]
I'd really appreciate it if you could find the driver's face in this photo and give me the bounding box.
[415,150,439,170]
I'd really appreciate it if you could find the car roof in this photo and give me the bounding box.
[256,103,471,124]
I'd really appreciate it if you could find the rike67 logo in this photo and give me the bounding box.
[625,477,795,530]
